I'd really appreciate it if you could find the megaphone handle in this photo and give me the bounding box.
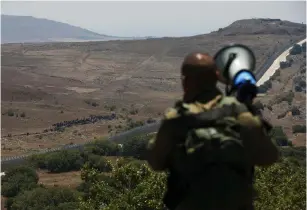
[223,53,237,80]
[244,101,272,132]
[244,100,261,116]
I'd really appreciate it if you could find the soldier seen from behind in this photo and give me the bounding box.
[146,53,279,210]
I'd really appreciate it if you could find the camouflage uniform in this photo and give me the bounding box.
[147,90,279,210]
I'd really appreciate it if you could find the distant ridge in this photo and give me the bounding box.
[209,18,306,36]
[1,14,123,43]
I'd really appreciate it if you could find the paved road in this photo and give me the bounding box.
[256,39,306,86]
[1,39,305,171]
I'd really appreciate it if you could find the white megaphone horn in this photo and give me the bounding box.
[214,44,258,103]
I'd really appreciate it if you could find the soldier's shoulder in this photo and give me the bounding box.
[164,100,195,119]
[219,96,242,106]
[163,100,182,119]
[164,107,180,119]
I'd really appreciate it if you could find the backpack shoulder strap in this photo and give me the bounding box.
[180,95,224,114]
[217,96,241,106]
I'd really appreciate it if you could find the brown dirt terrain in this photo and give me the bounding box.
[37,170,82,188]
[1,19,306,157]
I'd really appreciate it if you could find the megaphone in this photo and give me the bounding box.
[214,44,258,103]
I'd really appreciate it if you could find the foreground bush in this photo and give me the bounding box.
[254,158,306,210]
[1,166,39,197]
[6,186,80,210]
[82,153,113,172]
[78,158,167,210]
[279,146,306,166]
[78,155,305,210]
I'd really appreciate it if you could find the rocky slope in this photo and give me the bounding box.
[256,42,306,146]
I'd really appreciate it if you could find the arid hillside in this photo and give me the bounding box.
[255,43,306,146]
[1,19,306,157]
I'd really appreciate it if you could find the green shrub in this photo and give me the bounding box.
[277,92,294,105]
[279,61,291,69]
[20,112,26,118]
[270,69,281,80]
[289,44,302,55]
[253,101,264,110]
[258,80,272,93]
[279,146,306,166]
[110,105,116,111]
[54,127,65,132]
[295,85,303,92]
[85,140,119,156]
[299,80,306,88]
[57,202,79,210]
[292,125,306,134]
[7,109,14,117]
[270,126,291,146]
[44,150,83,173]
[1,166,39,197]
[122,134,152,160]
[126,120,145,130]
[129,109,139,115]
[84,154,112,172]
[267,105,273,111]
[27,154,47,169]
[91,102,99,107]
[291,106,301,116]
[84,99,99,107]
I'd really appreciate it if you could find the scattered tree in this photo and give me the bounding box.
[1,166,39,198]
[289,44,302,55]
[292,125,306,134]
[7,109,14,117]
[291,106,301,116]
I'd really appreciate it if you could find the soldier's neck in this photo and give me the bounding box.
[183,87,222,104]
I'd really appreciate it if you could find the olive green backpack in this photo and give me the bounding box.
[170,95,254,209]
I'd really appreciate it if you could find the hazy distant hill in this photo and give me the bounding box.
[1,15,123,43]
[210,18,306,36]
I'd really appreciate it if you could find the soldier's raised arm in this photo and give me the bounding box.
[237,110,279,166]
[147,108,183,171]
